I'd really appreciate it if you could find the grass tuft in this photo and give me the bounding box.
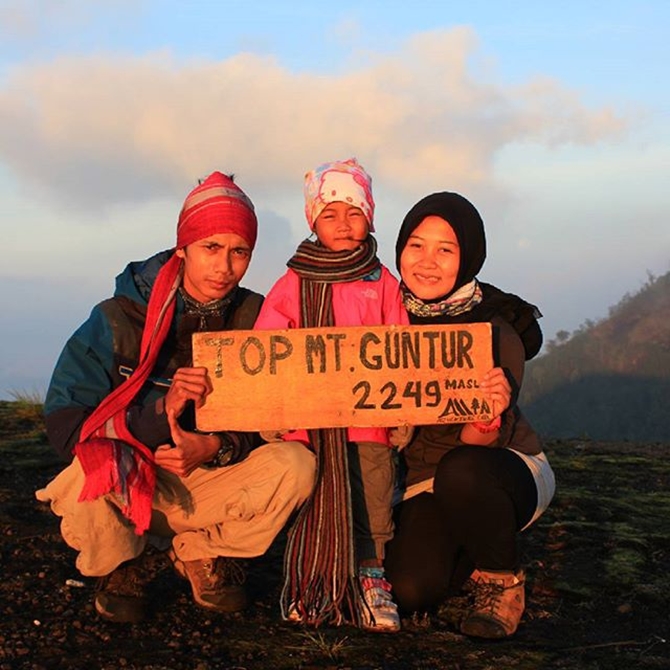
[8,388,45,405]
[6,388,45,423]
[292,630,351,662]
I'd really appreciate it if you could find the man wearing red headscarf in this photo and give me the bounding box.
[37,172,316,623]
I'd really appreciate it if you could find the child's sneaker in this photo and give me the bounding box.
[359,566,401,633]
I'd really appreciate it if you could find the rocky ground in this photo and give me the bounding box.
[1,399,669,669]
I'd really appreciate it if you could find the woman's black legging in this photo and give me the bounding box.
[385,446,537,613]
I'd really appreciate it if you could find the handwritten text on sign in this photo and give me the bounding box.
[193,323,494,432]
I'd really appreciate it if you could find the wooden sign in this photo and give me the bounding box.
[193,323,494,432]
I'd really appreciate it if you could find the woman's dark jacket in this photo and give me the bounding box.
[401,282,543,487]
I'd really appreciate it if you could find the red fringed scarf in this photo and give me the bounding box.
[74,254,183,535]
[281,237,379,626]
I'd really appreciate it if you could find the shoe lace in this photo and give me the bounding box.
[96,559,145,598]
[214,558,247,587]
[468,579,507,615]
[194,559,216,584]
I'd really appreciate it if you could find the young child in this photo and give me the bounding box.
[254,158,408,632]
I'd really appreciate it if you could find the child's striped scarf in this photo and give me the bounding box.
[281,236,380,626]
[73,254,183,535]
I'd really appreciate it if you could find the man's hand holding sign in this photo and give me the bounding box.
[192,323,500,433]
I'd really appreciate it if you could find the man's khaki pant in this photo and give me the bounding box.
[36,441,316,577]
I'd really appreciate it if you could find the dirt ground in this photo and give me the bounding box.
[1,400,669,670]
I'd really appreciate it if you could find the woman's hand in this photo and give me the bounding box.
[479,367,512,418]
[460,367,511,446]
[154,410,220,477]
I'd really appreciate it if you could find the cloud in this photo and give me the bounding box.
[330,16,362,46]
[244,208,298,294]
[0,0,136,43]
[0,26,626,211]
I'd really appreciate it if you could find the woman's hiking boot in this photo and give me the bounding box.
[170,551,248,613]
[359,566,401,633]
[460,568,525,638]
[94,555,149,623]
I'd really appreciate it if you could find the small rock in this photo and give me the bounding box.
[65,578,85,588]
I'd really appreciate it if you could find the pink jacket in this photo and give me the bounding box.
[254,265,409,446]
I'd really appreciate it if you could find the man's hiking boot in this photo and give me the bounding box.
[460,568,525,638]
[171,551,248,613]
[94,556,149,623]
[359,566,401,633]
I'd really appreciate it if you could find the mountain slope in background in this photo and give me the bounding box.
[520,269,670,442]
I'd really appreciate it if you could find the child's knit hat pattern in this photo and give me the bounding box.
[303,157,375,232]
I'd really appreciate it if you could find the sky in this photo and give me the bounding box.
[1,0,668,399]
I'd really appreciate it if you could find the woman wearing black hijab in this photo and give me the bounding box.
[386,192,555,639]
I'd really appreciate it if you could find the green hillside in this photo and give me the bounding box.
[520,270,670,442]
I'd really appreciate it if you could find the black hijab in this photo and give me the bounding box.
[395,191,543,360]
[395,191,486,293]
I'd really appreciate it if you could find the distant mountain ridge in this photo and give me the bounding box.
[520,269,670,442]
